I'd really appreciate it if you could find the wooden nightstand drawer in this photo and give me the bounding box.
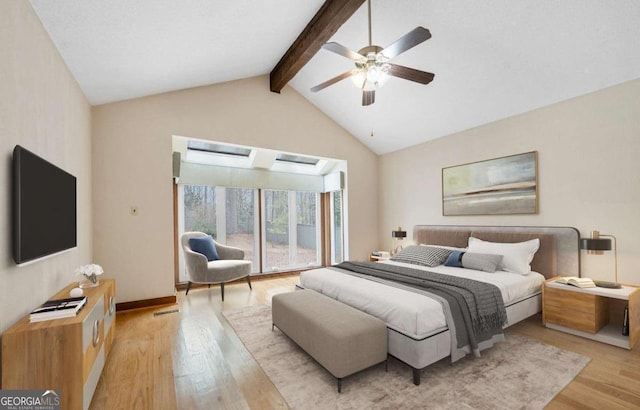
[544,286,609,333]
[545,287,599,312]
[544,304,607,333]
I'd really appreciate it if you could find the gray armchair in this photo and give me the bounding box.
[181,231,252,300]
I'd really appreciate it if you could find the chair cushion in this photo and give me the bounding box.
[207,260,252,282]
[189,236,219,261]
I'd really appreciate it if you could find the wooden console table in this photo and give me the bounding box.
[2,279,116,410]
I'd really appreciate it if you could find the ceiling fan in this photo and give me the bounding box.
[310,0,435,106]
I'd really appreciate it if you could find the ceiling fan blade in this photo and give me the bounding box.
[388,64,435,85]
[311,70,357,92]
[362,90,375,106]
[380,27,431,59]
[323,42,365,61]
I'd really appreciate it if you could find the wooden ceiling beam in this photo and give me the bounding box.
[269,0,365,93]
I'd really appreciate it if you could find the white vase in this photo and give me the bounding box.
[78,274,100,288]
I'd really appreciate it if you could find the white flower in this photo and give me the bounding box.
[75,264,104,276]
[75,264,104,284]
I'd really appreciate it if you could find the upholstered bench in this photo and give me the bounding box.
[272,289,387,392]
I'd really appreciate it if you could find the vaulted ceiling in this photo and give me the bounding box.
[30,0,640,154]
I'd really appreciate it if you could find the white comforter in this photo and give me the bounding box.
[299,260,544,339]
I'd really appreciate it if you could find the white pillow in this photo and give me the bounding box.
[467,237,540,275]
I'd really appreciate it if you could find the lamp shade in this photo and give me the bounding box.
[579,238,612,251]
[392,230,406,238]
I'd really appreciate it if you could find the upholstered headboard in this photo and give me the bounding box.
[414,225,580,279]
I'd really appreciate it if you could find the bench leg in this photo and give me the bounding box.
[337,378,342,393]
[246,275,252,290]
[221,283,225,301]
[412,368,421,385]
[185,281,192,295]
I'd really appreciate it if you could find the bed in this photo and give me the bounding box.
[298,225,580,385]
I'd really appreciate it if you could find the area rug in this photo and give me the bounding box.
[223,304,590,410]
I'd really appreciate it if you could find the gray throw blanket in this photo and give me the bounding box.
[335,261,507,352]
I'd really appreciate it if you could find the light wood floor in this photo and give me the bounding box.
[90,275,640,409]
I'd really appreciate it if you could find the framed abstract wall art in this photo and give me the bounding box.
[442,151,538,216]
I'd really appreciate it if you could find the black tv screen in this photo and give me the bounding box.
[13,145,77,265]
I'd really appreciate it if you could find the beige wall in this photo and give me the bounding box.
[92,76,378,303]
[0,2,92,333]
[379,79,640,284]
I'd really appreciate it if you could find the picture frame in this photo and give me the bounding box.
[442,151,538,216]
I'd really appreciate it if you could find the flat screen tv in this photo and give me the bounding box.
[13,145,77,265]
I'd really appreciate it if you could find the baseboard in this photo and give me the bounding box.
[116,295,177,312]
[252,270,303,280]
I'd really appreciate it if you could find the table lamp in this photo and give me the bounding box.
[579,230,621,288]
[391,227,407,255]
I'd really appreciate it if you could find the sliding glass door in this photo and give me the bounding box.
[178,185,324,279]
[262,190,321,272]
[330,190,344,264]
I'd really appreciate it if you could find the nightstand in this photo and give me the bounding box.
[369,255,390,262]
[542,277,639,349]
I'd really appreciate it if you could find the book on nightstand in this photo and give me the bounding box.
[555,276,596,288]
[29,296,87,322]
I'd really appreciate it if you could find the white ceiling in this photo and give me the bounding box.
[30,0,640,154]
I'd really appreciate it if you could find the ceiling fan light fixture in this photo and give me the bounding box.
[367,65,381,83]
[351,70,366,88]
[375,53,389,64]
[367,63,390,87]
[351,61,390,90]
[362,78,376,91]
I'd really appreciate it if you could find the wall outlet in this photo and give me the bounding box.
[130,206,139,216]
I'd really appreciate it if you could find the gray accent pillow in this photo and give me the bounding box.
[391,245,453,267]
[461,252,503,273]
